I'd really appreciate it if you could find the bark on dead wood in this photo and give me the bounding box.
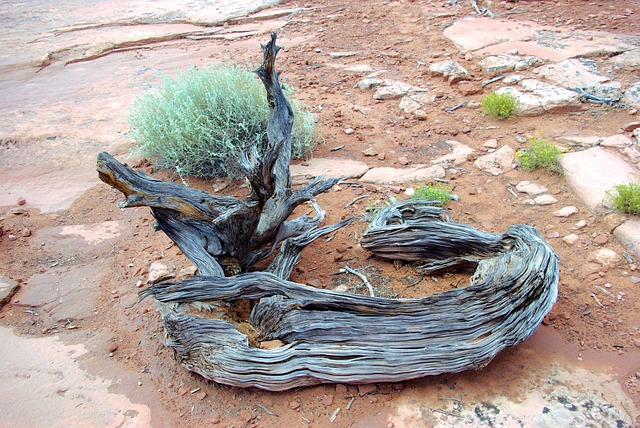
[97,32,559,391]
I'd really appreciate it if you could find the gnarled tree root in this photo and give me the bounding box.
[99,33,558,391]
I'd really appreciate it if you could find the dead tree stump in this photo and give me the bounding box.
[97,33,559,391]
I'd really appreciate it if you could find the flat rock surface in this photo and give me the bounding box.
[444,17,638,61]
[0,326,153,427]
[290,158,369,184]
[0,275,19,306]
[497,79,581,116]
[535,59,621,98]
[359,165,446,184]
[561,147,640,211]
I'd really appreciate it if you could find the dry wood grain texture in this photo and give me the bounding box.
[98,33,559,391]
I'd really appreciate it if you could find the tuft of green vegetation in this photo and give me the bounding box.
[410,183,455,206]
[481,91,519,119]
[515,137,563,174]
[606,181,640,215]
[128,64,318,178]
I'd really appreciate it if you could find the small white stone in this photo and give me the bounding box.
[344,128,355,135]
[483,138,498,149]
[563,233,580,245]
[554,206,578,217]
[587,248,621,268]
[574,220,588,229]
[534,194,558,205]
[516,181,548,196]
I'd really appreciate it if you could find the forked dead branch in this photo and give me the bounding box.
[96,32,559,391]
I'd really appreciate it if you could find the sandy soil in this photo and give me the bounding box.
[1,0,640,427]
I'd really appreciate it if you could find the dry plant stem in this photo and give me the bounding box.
[343,265,375,297]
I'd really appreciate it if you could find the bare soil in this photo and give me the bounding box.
[1,0,640,427]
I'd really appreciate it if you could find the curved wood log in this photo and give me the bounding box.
[142,203,558,390]
[99,33,559,391]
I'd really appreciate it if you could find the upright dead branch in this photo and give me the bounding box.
[97,32,342,275]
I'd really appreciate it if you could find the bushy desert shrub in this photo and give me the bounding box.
[606,181,640,215]
[410,183,455,206]
[482,91,519,119]
[129,64,317,178]
[515,137,563,174]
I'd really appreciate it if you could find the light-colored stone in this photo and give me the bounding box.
[613,219,640,259]
[574,220,588,229]
[503,75,525,85]
[563,234,580,245]
[399,91,436,114]
[516,181,548,196]
[431,140,475,166]
[374,81,414,100]
[362,147,378,156]
[610,48,640,67]
[479,53,539,77]
[328,51,359,58]
[600,134,632,148]
[0,275,19,306]
[561,147,640,212]
[473,145,515,175]
[496,80,581,117]
[587,248,621,269]
[291,158,370,184]
[443,16,638,62]
[535,59,622,99]
[429,59,471,84]
[359,165,446,184]
[555,136,601,149]
[554,206,578,217]
[483,139,498,149]
[534,194,558,205]
[622,82,640,109]
[622,146,640,163]
[354,78,386,90]
[147,262,174,285]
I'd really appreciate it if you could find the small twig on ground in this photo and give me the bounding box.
[507,187,519,199]
[330,407,341,423]
[481,74,506,87]
[256,404,278,417]
[445,101,466,112]
[591,293,605,308]
[346,397,356,410]
[433,177,450,184]
[343,265,375,297]
[345,194,370,207]
[421,404,460,418]
[595,286,615,299]
[330,145,345,151]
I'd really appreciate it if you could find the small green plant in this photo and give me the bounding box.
[481,91,519,119]
[129,64,318,178]
[515,137,563,174]
[410,183,455,206]
[606,181,640,215]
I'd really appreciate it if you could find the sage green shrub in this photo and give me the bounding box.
[606,181,640,215]
[515,138,563,174]
[129,64,317,178]
[482,91,519,119]
[410,183,455,206]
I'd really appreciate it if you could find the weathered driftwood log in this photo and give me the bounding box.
[141,202,558,390]
[98,33,559,391]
